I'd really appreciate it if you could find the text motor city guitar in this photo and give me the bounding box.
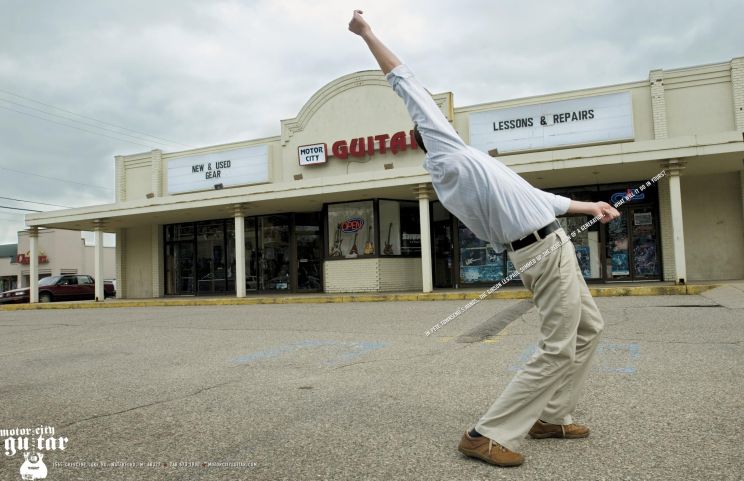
[363,226,374,255]
[383,222,394,255]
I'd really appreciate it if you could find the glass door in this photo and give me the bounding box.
[258,215,290,291]
[295,213,322,291]
[243,217,259,292]
[196,221,227,294]
[165,242,195,295]
[432,202,454,288]
[605,213,631,280]
[630,206,660,279]
[559,216,602,280]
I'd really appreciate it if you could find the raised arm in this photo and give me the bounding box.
[348,10,465,155]
[348,10,400,75]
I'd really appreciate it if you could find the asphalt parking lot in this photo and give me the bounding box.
[1,286,743,481]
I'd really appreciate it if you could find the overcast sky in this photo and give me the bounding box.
[1,0,742,244]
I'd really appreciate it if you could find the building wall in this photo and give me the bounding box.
[324,258,379,293]
[0,257,14,278]
[80,245,116,280]
[26,57,744,295]
[378,257,422,291]
[681,172,744,280]
[11,229,115,284]
[124,225,153,298]
[664,65,735,137]
[324,257,424,293]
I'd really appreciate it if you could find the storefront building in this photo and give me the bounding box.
[24,57,744,299]
[0,229,115,291]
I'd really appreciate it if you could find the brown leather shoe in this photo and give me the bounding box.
[528,420,590,439]
[457,431,524,467]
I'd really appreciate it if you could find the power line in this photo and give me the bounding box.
[0,205,42,212]
[0,87,193,148]
[0,97,186,150]
[0,196,72,209]
[0,104,158,149]
[0,166,114,192]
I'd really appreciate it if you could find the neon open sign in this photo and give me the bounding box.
[341,217,364,233]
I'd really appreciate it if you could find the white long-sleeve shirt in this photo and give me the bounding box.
[386,64,571,252]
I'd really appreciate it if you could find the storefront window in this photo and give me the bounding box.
[259,215,290,290]
[631,207,659,277]
[558,216,602,279]
[379,200,420,256]
[606,215,630,278]
[459,222,507,284]
[243,217,258,291]
[295,213,322,290]
[165,223,194,242]
[165,241,195,295]
[327,201,374,258]
[196,221,227,294]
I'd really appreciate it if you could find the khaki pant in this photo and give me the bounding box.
[475,228,604,451]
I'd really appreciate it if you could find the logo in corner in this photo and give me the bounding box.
[20,451,47,480]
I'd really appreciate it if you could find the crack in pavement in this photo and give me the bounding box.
[332,344,471,370]
[456,300,534,343]
[59,381,237,429]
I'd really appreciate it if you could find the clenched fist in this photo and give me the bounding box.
[348,9,371,36]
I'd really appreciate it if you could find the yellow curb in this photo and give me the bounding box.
[0,284,720,311]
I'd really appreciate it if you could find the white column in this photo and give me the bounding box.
[115,228,126,299]
[94,221,105,301]
[28,227,39,303]
[234,205,246,298]
[415,184,434,293]
[664,160,687,284]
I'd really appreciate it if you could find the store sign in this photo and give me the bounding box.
[329,130,420,160]
[298,143,327,166]
[610,188,645,204]
[340,217,364,233]
[468,92,634,154]
[167,144,269,194]
[16,251,49,265]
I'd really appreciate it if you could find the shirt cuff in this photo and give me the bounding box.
[385,64,413,84]
[553,194,571,216]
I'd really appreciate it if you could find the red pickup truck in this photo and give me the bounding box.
[0,275,116,304]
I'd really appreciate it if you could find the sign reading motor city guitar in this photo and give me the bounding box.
[167,145,270,194]
[468,92,634,155]
[298,143,327,166]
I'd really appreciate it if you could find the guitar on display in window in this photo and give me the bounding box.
[383,222,394,255]
[363,226,375,255]
[329,223,344,257]
[349,233,359,256]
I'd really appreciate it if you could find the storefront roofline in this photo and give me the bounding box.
[118,135,282,164]
[24,169,433,231]
[26,131,743,232]
[500,131,744,170]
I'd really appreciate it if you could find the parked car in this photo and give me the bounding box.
[0,275,116,304]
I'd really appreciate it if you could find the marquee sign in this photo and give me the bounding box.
[468,92,634,154]
[167,144,270,194]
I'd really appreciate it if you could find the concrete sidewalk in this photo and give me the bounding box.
[0,281,724,311]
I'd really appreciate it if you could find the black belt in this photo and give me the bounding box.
[507,220,561,252]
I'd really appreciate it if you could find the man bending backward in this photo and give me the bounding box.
[348,10,621,468]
